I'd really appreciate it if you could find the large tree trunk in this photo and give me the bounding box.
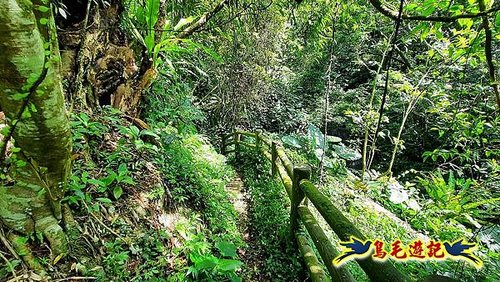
[0,0,72,268]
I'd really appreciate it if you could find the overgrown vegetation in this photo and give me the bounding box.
[0,107,245,281]
[1,0,499,280]
[236,147,305,281]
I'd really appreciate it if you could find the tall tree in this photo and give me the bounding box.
[0,0,72,268]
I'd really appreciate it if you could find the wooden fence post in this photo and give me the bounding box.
[271,141,278,176]
[221,133,226,155]
[234,131,240,161]
[290,166,311,236]
[256,130,261,149]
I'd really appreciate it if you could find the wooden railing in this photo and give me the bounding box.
[222,130,410,282]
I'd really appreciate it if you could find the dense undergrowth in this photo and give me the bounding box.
[0,107,247,281]
[2,0,499,280]
[234,147,305,281]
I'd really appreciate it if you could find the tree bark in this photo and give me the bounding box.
[0,0,72,267]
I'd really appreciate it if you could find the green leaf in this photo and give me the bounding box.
[113,187,123,199]
[145,0,161,28]
[122,176,135,185]
[327,135,342,143]
[140,130,160,139]
[215,241,237,258]
[96,197,112,204]
[29,103,37,113]
[12,93,29,101]
[281,135,302,149]
[308,123,327,151]
[102,173,116,186]
[332,144,361,161]
[217,259,243,272]
[118,163,128,175]
[191,253,218,270]
[457,18,473,29]
[421,5,436,16]
[174,16,194,31]
[87,179,105,186]
[130,126,140,137]
[1,126,10,136]
[145,33,155,53]
[202,46,223,62]
[37,5,50,13]
[39,18,48,25]
[21,109,31,119]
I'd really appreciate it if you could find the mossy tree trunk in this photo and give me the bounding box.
[0,0,72,268]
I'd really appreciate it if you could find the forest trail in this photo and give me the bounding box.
[226,174,247,217]
[225,174,262,281]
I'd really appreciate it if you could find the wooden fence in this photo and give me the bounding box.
[222,130,410,282]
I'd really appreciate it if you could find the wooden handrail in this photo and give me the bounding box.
[298,206,355,282]
[276,161,293,197]
[291,167,310,235]
[239,141,256,148]
[258,134,272,147]
[300,180,409,282]
[276,147,294,179]
[296,233,329,282]
[224,141,236,147]
[271,142,278,176]
[222,130,409,282]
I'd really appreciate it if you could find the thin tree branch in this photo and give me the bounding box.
[319,3,340,186]
[176,0,231,39]
[479,0,500,110]
[367,0,405,171]
[368,0,499,22]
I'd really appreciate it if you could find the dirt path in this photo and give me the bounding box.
[226,174,247,217]
[225,174,263,281]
